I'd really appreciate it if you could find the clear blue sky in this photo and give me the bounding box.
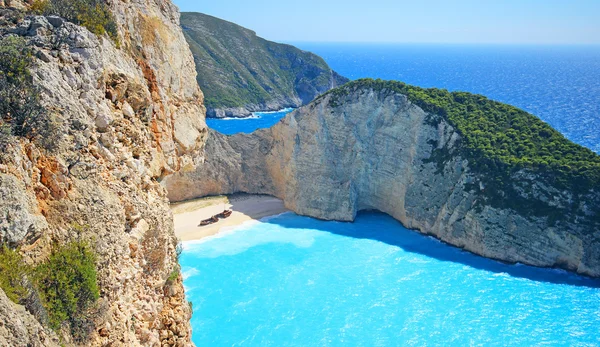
[173,0,600,44]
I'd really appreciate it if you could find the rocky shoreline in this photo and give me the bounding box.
[206,102,299,119]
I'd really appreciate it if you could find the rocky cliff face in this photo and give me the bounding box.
[165,84,600,278]
[0,289,59,346]
[181,12,348,118]
[0,0,206,345]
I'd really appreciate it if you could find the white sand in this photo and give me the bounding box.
[172,194,288,241]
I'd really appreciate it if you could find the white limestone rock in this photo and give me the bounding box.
[165,86,600,278]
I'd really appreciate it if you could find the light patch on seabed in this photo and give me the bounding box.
[183,218,321,258]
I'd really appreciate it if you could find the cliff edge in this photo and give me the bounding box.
[0,0,206,345]
[165,79,600,278]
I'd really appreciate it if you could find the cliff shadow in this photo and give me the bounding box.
[261,210,600,289]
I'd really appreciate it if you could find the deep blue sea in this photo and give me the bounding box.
[190,44,600,346]
[209,44,600,153]
[181,212,600,346]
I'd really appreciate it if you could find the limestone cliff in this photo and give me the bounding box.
[165,80,600,278]
[0,0,206,345]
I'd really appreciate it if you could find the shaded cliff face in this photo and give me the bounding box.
[181,12,349,118]
[0,0,206,345]
[165,83,600,278]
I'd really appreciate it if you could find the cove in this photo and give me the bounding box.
[180,212,600,346]
[206,108,294,135]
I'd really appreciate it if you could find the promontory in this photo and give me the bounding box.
[165,79,600,278]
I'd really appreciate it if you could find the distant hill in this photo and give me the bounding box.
[180,12,349,118]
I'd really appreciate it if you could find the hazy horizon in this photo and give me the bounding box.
[283,41,600,46]
[174,0,600,45]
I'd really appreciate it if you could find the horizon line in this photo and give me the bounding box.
[282,41,600,46]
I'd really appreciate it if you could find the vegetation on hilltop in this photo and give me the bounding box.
[321,79,600,222]
[180,12,348,113]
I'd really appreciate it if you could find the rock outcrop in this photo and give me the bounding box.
[0,0,206,344]
[0,289,60,347]
[181,12,348,118]
[165,81,600,278]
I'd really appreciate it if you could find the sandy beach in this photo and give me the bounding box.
[172,194,288,241]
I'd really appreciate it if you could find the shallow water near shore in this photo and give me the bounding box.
[181,212,600,346]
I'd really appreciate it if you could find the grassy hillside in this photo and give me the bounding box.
[322,79,600,223]
[181,12,348,116]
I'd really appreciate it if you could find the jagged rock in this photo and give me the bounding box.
[0,174,48,245]
[0,0,27,10]
[95,113,114,131]
[122,101,135,118]
[26,16,52,36]
[45,16,63,28]
[0,0,204,344]
[0,290,60,347]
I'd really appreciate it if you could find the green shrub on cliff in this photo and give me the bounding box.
[30,0,119,44]
[0,239,100,340]
[33,241,99,335]
[0,36,59,150]
[0,245,29,303]
[322,79,600,221]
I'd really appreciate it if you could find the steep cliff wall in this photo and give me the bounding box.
[0,0,206,345]
[165,81,600,278]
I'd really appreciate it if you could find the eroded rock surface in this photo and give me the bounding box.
[166,86,600,278]
[0,290,60,347]
[0,0,205,344]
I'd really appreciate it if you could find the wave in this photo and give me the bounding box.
[259,211,294,222]
[182,219,261,249]
[181,267,200,280]
[219,115,261,120]
[183,218,319,258]
[216,108,295,121]
[253,107,295,115]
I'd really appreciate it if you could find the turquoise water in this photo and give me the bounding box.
[206,108,294,135]
[181,212,600,346]
[194,45,600,345]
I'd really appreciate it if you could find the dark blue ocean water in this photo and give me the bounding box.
[208,44,600,153]
[294,43,600,153]
[189,45,600,346]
